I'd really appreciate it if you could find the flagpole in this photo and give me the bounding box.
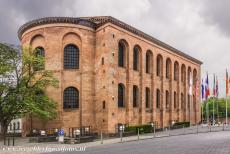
[226,94,228,125]
[201,102,203,124]
[212,96,215,125]
[206,99,209,124]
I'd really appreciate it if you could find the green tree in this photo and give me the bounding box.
[0,43,58,139]
[201,97,230,122]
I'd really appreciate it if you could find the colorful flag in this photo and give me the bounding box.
[226,69,229,95]
[201,79,205,100]
[189,72,193,96]
[216,76,219,98]
[205,73,210,99]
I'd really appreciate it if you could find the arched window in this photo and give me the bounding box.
[174,61,179,81]
[166,90,169,109]
[35,47,45,57]
[118,83,125,107]
[157,55,163,77]
[133,85,139,107]
[64,44,79,69]
[181,64,186,83]
[17,122,20,130]
[146,51,152,74]
[133,46,140,71]
[193,69,197,86]
[174,92,177,109]
[118,41,125,67]
[156,89,160,108]
[63,87,79,109]
[166,58,171,79]
[13,122,16,130]
[145,87,150,108]
[34,47,45,70]
[187,67,191,84]
[181,93,184,109]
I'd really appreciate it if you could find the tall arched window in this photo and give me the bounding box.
[64,44,79,69]
[34,47,45,70]
[166,58,171,79]
[145,87,150,108]
[181,93,184,109]
[174,61,179,81]
[63,87,79,109]
[156,89,160,108]
[133,45,140,71]
[187,67,191,84]
[133,85,139,107]
[157,55,163,77]
[166,90,169,109]
[174,91,177,109]
[193,69,197,86]
[118,41,125,67]
[118,83,125,107]
[181,64,186,83]
[146,51,152,74]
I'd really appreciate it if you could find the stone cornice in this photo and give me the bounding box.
[18,16,202,65]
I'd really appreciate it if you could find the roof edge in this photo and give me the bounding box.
[17,16,202,65]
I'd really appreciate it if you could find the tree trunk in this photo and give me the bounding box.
[0,123,7,140]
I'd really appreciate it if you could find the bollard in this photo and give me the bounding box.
[210,125,211,132]
[137,128,140,140]
[223,123,225,131]
[100,131,103,144]
[153,126,156,138]
[120,130,123,143]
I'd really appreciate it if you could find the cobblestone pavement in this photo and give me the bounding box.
[0,126,230,154]
[50,131,230,154]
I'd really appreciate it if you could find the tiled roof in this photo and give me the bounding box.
[18,16,202,64]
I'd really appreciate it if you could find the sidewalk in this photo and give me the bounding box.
[0,125,230,154]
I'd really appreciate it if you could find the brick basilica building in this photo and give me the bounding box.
[18,16,202,136]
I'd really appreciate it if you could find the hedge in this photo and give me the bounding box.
[173,121,190,127]
[125,124,153,134]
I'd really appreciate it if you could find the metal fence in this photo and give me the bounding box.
[96,124,230,144]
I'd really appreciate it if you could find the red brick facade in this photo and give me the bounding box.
[18,16,202,136]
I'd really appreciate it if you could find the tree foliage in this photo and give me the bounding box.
[0,43,58,138]
[201,97,230,119]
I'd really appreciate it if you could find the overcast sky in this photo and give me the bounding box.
[0,0,229,97]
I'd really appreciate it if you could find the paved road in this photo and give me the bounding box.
[47,131,230,154]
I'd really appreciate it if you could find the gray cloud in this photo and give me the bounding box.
[0,0,229,97]
[200,0,230,37]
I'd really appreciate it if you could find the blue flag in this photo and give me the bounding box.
[201,79,205,100]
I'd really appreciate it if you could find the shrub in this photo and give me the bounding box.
[173,121,190,127]
[125,124,153,134]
